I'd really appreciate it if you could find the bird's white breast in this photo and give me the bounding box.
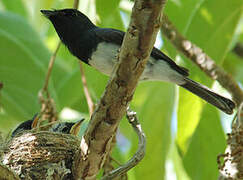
[89,42,119,75]
[89,42,185,85]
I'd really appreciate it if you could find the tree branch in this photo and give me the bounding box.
[101,109,146,180]
[79,62,95,116]
[161,15,243,106]
[218,103,243,179]
[73,0,167,179]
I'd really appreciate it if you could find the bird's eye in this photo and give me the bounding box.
[62,127,69,133]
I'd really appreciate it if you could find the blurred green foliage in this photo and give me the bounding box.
[0,0,242,179]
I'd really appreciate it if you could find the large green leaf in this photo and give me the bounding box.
[96,0,124,30]
[183,104,226,180]
[170,144,190,180]
[184,0,243,62]
[164,0,242,154]
[1,0,28,17]
[0,12,49,119]
[0,12,68,126]
[177,87,203,153]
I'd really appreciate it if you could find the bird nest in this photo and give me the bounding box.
[0,131,81,180]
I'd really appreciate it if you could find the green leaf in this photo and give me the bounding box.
[183,104,226,180]
[0,12,65,122]
[223,51,243,84]
[185,0,243,62]
[170,144,190,180]
[0,12,47,119]
[2,0,28,17]
[165,0,242,154]
[176,88,203,154]
[96,0,124,30]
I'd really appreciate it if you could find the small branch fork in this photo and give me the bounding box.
[101,109,146,180]
[217,103,243,179]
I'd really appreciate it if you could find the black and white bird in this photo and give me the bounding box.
[41,9,235,114]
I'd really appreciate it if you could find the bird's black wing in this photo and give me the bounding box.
[94,28,125,45]
[151,47,189,76]
[94,28,189,76]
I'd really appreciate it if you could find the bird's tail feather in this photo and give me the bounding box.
[180,77,235,114]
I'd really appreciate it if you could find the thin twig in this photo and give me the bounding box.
[74,0,95,116]
[38,41,61,125]
[101,109,146,180]
[73,0,94,116]
[78,62,95,116]
[73,0,79,9]
[161,15,243,106]
[42,41,61,93]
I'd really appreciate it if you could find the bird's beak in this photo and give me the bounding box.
[31,113,39,129]
[69,119,85,136]
[40,10,55,18]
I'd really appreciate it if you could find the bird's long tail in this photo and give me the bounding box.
[179,77,235,114]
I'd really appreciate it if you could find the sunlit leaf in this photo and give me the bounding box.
[1,0,27,17]
[165,0,242,154]
[183,104,226,180]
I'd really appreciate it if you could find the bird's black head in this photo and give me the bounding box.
[11,119,33,137]
[41,9,95,30]
[11,114,38,137]
[44,9,93,40]
[41,9,97,63]
[50,122,75,134]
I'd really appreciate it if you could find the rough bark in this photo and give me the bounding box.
[73,0,167,179]
[218,104,243,179]
[1,132,80,180]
